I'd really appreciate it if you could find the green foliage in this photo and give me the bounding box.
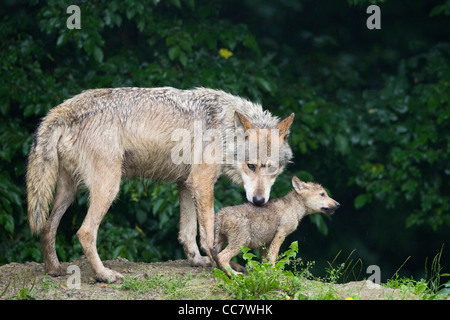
[352,47,450,229]
[214,241,299,299]
[429,0,450,17]
[284,40,450,230]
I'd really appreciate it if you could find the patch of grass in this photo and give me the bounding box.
[214,241,346,300]
[385,275,431,300]
[9,270,37,300]
[0,275,10,299]
[384,245,450,300]
[118,271,224,300]
[120,273,191,298]
[39,274,59,292]
[214,242,300,300]
[324,249,364,284]
[426,244,450,297]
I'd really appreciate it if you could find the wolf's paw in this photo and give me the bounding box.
[189,255,212,268]
[230,261,247,274]
[46,264,67,277]
[95,268,123,283]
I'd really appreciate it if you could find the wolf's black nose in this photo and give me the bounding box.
[252,196,265,206]
[336,202,341,208]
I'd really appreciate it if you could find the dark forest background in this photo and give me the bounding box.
[0,0,449,283]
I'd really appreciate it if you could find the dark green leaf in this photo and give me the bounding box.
[93,46,104,63]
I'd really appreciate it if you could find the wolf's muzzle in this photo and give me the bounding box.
[321,202,341,214]
[252,196,265,206]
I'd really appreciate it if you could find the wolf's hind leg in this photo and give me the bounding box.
[76,159,123,283]
[41,168,77,276]
[178,182,211,267]
[230,261,247,274]
[217,245,244,277]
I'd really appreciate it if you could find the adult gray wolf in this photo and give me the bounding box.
[26,87,294,282]
[213,176,340,277]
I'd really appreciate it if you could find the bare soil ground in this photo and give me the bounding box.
[0,256,419,300]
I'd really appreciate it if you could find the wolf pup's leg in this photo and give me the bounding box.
[217,245,244,277]
[266,230,287,266]
[178,182,211,267]
[41,168,77,276]
[76,159,123,283]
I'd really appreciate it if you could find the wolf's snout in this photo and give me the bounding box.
[252,196,265,206]
[321,202,340,214]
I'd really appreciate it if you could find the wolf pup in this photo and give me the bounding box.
[213,176,340,276]
[26,87,294,282]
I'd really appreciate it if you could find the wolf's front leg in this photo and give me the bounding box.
[178,181,211,267]
[267,231,287,266]
[186,164,219,264]
[193,184,215,262]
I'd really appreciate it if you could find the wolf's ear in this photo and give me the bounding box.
[277,113,295,139]
[292,176,306,193]
[235,111,253,132]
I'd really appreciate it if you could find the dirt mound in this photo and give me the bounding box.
[0,257,217,300]
[0,256,418,300]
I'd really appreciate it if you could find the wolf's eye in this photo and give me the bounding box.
[247,163,256,171]
[267,165,277,174]
[320,192,325,197]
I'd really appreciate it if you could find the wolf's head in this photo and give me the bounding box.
[228,112,294,205]
[291,176,340,215]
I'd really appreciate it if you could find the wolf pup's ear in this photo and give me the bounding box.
[235,111,253,132]
[277,113,295,139]
[292,176,306,193]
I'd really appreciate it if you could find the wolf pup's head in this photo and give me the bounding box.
[291,176,341,215]
[232,112,294,206]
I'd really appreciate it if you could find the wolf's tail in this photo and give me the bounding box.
[26,112,65,234]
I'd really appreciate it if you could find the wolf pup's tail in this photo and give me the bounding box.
[26,113,65,234]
